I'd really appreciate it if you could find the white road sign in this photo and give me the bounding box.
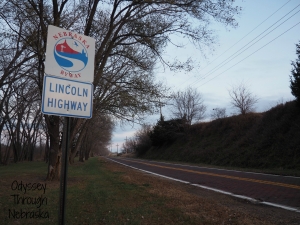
[45,25,95,83]
[42,75,93,118]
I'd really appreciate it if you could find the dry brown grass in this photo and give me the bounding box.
[1,157,299,225]
[104,157,300,225]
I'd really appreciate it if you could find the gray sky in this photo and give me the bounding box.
[111,0,300,152]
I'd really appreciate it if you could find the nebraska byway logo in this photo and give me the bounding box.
[54,38,88,73]
[45,25,95,82]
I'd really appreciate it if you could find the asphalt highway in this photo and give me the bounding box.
[107,157,300,212]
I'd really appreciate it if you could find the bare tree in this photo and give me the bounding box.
[211,107,227,120]
[123,124,152,153]
[228,83,259,115]
[122,138,137,154]
[79,114,114,161]
[1,0,241,179]
[123,124,152,155]
[170,87,206,124]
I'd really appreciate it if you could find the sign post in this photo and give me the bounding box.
[43,25,95,225]
[59,117,70,225]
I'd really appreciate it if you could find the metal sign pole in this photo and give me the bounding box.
[43,25,94,224]
[59,117,70,225]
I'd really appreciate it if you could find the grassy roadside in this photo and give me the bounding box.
[1,157,299,225]
[0,157,199,224]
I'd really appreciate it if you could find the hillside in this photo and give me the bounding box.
[142,101,300,171]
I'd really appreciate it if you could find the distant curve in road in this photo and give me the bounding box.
[107,157,300,213]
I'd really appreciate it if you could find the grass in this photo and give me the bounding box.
[0,161,59,224]
[0,157,203,225]
[1,157,299,225]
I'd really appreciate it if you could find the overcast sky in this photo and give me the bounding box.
[111,0,300,153]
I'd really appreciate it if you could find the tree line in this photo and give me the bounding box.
[122,37,300,155]
[121,82,259,155]
[0,0,241,180]
[1,0,299,179]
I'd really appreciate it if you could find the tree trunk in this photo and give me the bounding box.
[44,134,50,163]
[84,149,90,161]
[79,148,84,162]
[12,141,20,163]
[4,141,12,165]
[0,123,4,164]
[69,147,77,164]
[0,142,2,165]
[45,115,61,181]
[68,118,85,164]
[69,127,86,164]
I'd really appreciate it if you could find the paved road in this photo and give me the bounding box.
[107,157,300,212]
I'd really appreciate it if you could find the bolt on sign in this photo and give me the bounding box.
[45,25,95,83]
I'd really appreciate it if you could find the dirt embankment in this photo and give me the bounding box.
[143,101,300,173]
